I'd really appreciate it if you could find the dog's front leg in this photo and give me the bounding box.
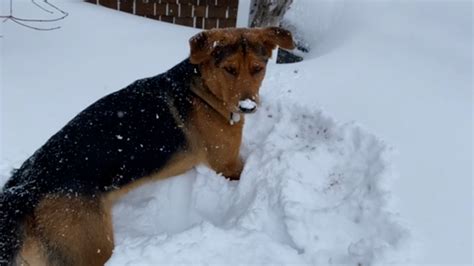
[220,157,243,181]
[207,146,243,181]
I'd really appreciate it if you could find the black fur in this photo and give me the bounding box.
[0,58,199,263]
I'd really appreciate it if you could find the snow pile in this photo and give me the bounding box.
[108,97,406,265]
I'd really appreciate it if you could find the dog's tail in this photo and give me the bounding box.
[0,184,37,265]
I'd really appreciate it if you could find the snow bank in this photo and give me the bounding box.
[107,95,406,264]
[282,0,472,263]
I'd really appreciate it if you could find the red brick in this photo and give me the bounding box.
[148,15,160,21]
[118,0,133,13]
[204,18,217,29]
[99,0,118,9]
[160,15,174,23]
[208,6,227,18]
[194,6,206,17]
[162,0,177,3]
[195,17,205,28]
[175,17,194,27]
[228,0,238,8]
[196,0,207,6]
[228,7,237,19]
[206,0,229,6]
[179,4,193,17]
[178,0,198,4]
[156,3,167,16]
[136,1,154,16]
[168,3,179,16]
[219,18,236,28]
[215,0,229,6]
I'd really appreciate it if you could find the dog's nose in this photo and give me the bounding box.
[238,99,257,113]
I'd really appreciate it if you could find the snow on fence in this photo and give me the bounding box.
[85,0,238,29]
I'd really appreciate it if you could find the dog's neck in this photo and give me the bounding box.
[190,77,241,125]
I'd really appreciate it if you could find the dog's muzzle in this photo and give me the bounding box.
[238,99,257,113]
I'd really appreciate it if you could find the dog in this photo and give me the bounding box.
[0,27,294,265]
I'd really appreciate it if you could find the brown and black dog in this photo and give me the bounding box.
[0,27,294,265]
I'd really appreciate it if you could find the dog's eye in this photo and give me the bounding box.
[251,65,263,75]
[224,66,238,76]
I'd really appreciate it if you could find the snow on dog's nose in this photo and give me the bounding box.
[238,99,257,113]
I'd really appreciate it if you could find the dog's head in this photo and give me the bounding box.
[189,27,294,114]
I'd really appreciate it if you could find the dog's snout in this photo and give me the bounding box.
[238,99,257,113]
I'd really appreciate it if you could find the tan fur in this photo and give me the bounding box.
[187,87,244,180]
[190,77,232,121]
[17,234,47,266]
[19,196,114,266]
[199,51,264,112]
[18,152,205,265]
[185,27,296,180]
[189,27,295,65]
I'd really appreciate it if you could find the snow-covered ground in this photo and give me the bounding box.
[1,0,472,265]
[282,1,473,264]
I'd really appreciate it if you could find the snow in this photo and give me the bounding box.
[1,0,472,265]
[238,98,257,110]
[282,0,473,264]
[230,112,241,124]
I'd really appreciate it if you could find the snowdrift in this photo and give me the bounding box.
[106,95,406,264]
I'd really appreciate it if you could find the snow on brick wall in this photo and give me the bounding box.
[85,0,238,29]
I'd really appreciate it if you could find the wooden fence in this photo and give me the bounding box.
[85,0,238,29]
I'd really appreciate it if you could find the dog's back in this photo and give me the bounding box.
[0,59,198,265]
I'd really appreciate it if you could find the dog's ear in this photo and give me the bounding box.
[261,27,295,52]
[189,31,215,64]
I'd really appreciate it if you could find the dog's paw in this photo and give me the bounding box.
[225,173,241,181]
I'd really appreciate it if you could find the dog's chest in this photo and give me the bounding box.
[187,99,243,154]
